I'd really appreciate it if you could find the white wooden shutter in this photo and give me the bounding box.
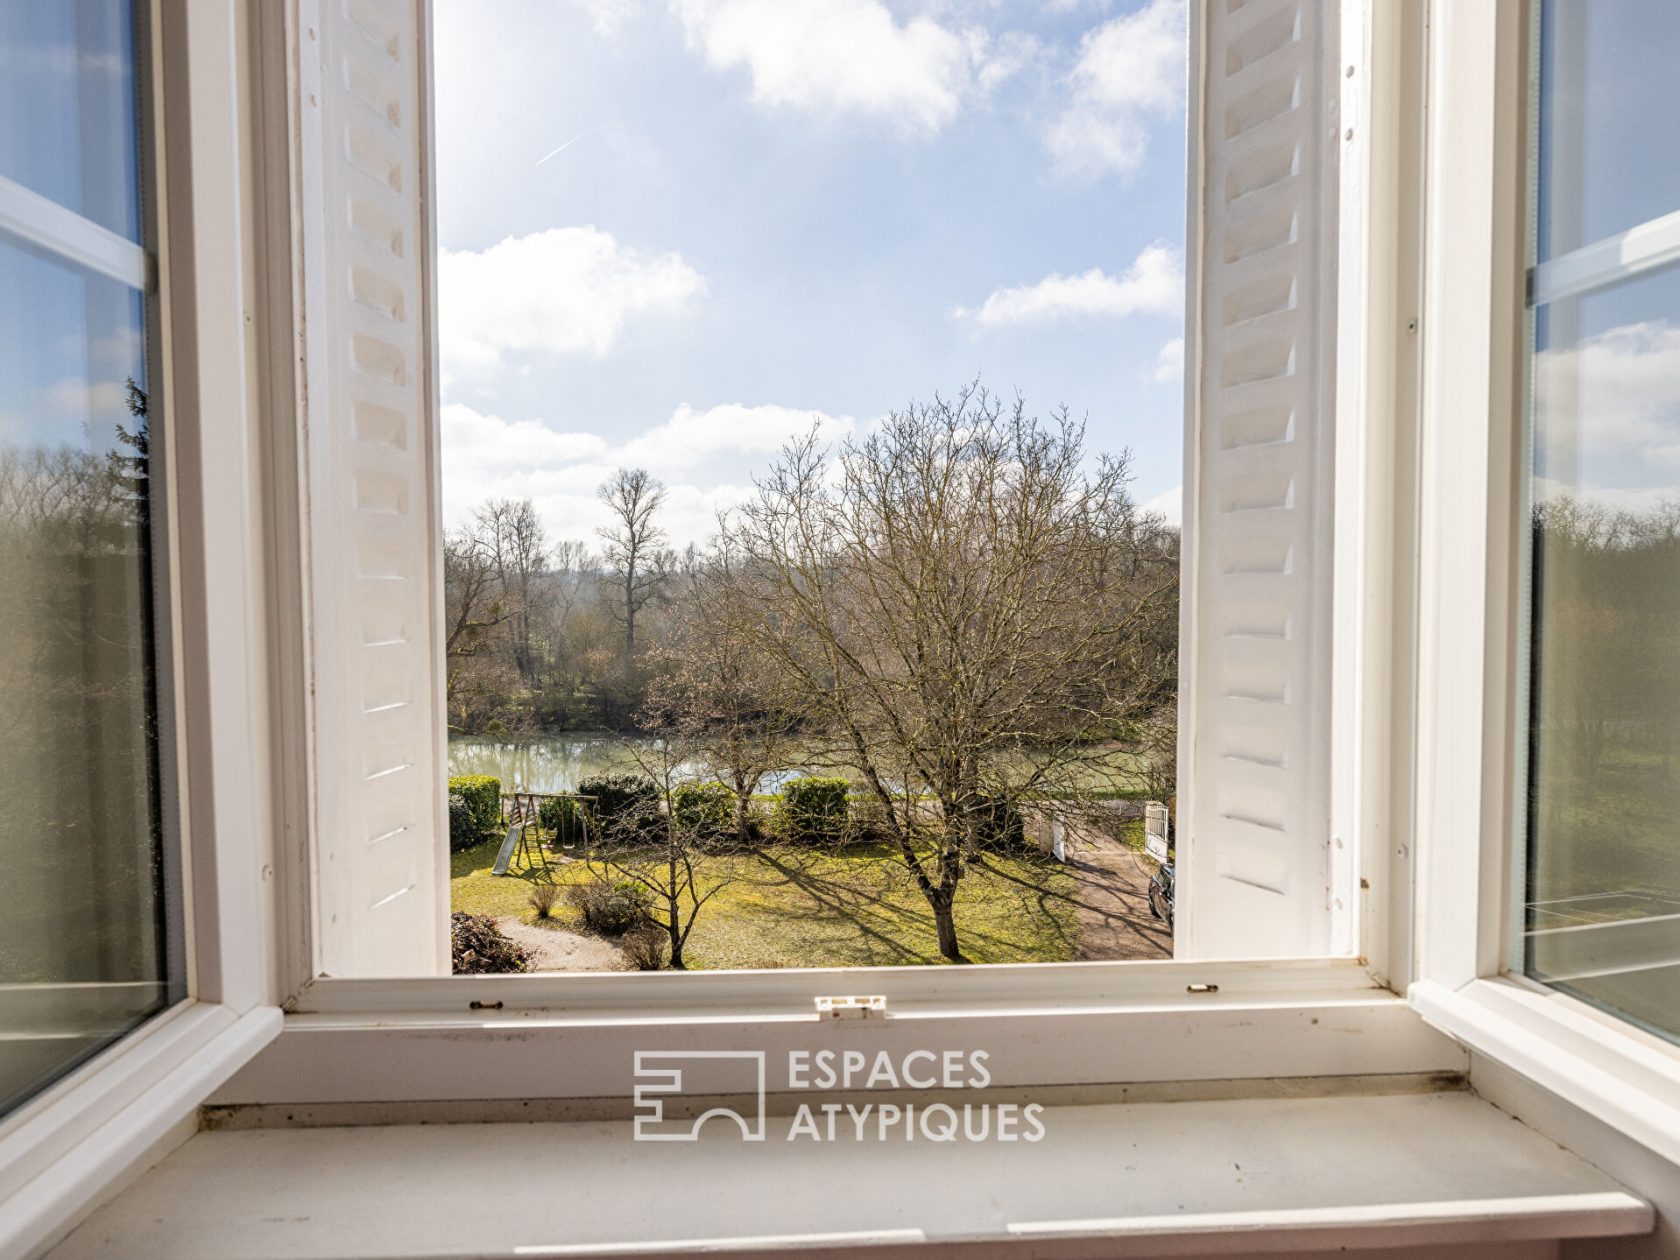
[1177,0,1339,959]
[299,0,449,975]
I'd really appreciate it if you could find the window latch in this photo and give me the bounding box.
[816,995,886,1020]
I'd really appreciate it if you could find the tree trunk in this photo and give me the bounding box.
[932,899,961,961]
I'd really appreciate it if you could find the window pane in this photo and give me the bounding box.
[1526,263,1680,1041]
[0,0,142,241]
[1536,0,1680,260]
[0,237,171,1112]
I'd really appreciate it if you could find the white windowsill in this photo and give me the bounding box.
[50,1089,1649,1259]
[1411,976,1680,1168]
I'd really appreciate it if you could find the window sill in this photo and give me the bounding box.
[1410,976,1680,1167]
[223,962,1464,1107]
[1,1001,281,1260]
[51,1089,1650,1258]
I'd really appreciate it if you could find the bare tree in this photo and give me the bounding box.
[585,743,735,970]
[597,468,673,665]
[716,386,1177,961]
[477,498,548,686]
[647,563,804,844]
[442,530,506,659]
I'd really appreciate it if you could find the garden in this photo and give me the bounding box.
[447,770,1098,972]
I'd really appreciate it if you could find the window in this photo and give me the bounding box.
[1523,0,1680,1043]
[0,0,181,1117]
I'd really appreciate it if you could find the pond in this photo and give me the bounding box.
[447,733,818,795]
[447,734,1148,798]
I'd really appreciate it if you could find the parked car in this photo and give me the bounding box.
[1148,861,1175,930]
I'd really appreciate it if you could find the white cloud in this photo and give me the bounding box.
[1045,0,1185,179]
[442,400,855,549]
[1148,335,1184,383]
[1141,482,1180,526]
[958,242,1182,329]
[671,0,1025,134]
[573,0,638,35]
[439,227,704,378]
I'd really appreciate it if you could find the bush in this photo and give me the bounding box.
[538,795,586,844]
[622,921,669,970]
[776,776,850,844]
[447,774,501,849]
[450,912,531,974]
[672,781,735,836]
[973,795,1028,852]
[568,877,650,935]
[576,773,661,838]
[447,792,475,852]
[528,883,561,919]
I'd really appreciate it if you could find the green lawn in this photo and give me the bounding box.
[451,836,1082,968]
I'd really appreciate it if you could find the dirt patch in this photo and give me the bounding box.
[495,917,626,971]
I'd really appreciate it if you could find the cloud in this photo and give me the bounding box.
[1141,482,1181,527]
[573,0,638,34]
[670,0,1026,134]
[442,400,855,549]
[1529,319,1680,505]
[957,242,1182,329]
[1148,335,1184,383]
[439,227,704,378]
[1045,0,1185,179]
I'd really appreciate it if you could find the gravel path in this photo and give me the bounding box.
[495,917,626,971]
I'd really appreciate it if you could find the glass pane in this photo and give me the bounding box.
[1526,263,1680,1041]
[0,238,170,1114]
[1536,0,1680,261]
[0,0,142,241]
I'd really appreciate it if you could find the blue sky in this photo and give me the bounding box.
[435,0,1188,547]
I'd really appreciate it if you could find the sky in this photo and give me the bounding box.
[434,0,1190,549]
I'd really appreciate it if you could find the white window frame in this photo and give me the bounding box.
[1404,0,1680,1169]
[0,3,285,1254]
[206,0,1480,1122]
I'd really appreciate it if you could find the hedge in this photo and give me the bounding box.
[447,774,501,850]
[972,794,1028,852]
[672,781,735,836]
[576,773,661,837]
[776,776,849,844]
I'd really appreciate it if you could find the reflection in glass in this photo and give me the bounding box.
[0,239,170,1114]
[1537,0,1680,261]
[1526,265,1680,1041]
[0,0,142,242]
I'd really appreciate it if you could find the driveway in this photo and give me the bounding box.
[1064,828,1173,961]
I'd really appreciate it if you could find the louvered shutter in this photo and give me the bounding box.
[300,0,449,975]
[1177,0,1339,959]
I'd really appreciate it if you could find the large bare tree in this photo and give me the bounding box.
[597,467,673,664]
[716,386,1177,960]
[476,498,549,687]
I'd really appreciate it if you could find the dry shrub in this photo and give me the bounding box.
[528,882,561,920]
[621,922,668,970]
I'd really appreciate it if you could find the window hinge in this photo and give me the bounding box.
[816,994,886,1020]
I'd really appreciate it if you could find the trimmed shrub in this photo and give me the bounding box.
[776,776,850,844]
[576,773,661,837]
[568,877,650,935]
[447,791,476,852]
[538,795,586,844]
[450,912,531,974]
[672,781,735,836]
[447,774,501,849]
[622,921,669,970]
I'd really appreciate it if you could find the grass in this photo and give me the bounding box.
[451,835,1083,968]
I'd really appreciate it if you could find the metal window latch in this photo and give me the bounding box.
[816,994,887,1020]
